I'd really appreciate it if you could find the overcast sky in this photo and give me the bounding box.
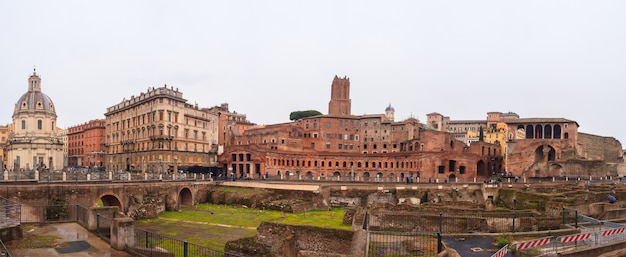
[1,1,625,145]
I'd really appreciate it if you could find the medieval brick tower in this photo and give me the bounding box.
[328,75,351,115]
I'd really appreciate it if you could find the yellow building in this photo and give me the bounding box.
[0,124,9,170]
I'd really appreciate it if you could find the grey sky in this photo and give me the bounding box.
[1,1,625,145]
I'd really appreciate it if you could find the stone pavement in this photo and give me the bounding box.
[7,223,132,257]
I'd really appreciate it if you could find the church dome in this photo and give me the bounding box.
[13,71,56,115]
[385,104,395,112]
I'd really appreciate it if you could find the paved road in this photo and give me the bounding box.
[443,236,506,257]
[7,223,132,257]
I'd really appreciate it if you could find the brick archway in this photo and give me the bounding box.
[94,192,124,213]
[178,187,193,206]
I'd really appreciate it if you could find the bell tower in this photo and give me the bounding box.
[328,75,351,115]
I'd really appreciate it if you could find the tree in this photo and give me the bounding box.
[289,110,322,121]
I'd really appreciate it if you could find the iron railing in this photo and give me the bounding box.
[130,227,244,257]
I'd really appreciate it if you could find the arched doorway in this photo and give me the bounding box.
[306,171,313,180]
[448,174,456,182]
[548,164,563,177]
[535,145,557,162]
[363,172,370,181]
[476,160,487,177]
[179,187,193,207]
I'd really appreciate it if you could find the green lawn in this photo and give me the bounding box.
[134,203,350,251]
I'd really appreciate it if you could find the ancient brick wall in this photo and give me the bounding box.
[577,133,623,162]
[241,222,354,256]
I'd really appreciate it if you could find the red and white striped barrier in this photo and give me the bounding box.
[560,233,591,243]
[601,227,625,236]
[516,236,551,251]
[491,244,508,257]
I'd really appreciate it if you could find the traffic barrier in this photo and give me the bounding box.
[579,214,600,224]
[491,244,508,257]
[559,232,591,243]
[516,236,551,251]
[601,227,625,237]
[604,221,625,228]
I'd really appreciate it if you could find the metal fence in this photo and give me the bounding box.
[0,238,12,257]
[1,170,214,183]
[0,198,20,230]
[367,231,440,257]
[129,227,244,257]
[95,214,113,242]
[19,204,78,223]
[368,210,571,234]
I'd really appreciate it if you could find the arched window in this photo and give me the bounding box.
[544,125,552,139]
[553,125,562,139]
[535,125,543,138]
[525,125,534,139]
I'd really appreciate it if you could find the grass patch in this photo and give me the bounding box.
[134,203,350,251]
[6,225,63,249]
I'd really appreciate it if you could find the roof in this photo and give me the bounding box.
[505,118,579,126]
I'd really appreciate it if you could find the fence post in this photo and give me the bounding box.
[439,212,443,233]
[362,210,368,230]
[145,230,149,248]
[562,207,565,225]
[437,232,443,253]
[96,214,100,235]
[575,211,579,228]
[184,241,189,257]
[512,212,516,233]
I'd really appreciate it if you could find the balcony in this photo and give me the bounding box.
[121,140,136,145]
[150,135,174,141]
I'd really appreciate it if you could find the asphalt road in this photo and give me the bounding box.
[443,236,508,257]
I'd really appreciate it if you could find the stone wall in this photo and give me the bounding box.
[577,133,623,163]
[225,222,356,257]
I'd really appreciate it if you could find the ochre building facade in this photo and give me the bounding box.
[104,85,219,174]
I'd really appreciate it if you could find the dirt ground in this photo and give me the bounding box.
[5,223,132,257]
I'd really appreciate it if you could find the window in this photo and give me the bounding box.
[326,122,331,128]
[326,144,330,149]
[37,120,42,130]
[21,120,26,129]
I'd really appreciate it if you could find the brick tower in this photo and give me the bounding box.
[328,75,351,115]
